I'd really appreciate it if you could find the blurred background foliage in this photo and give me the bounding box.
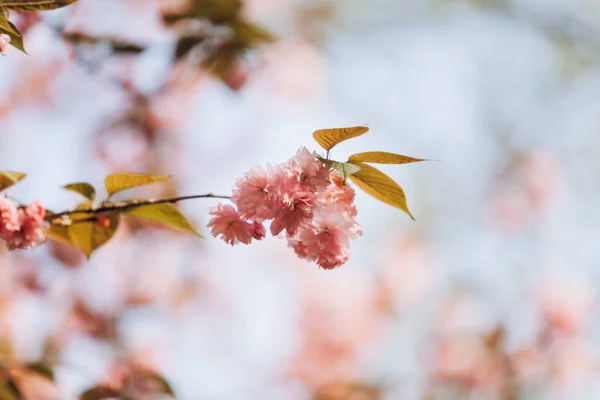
[2,0,600,399]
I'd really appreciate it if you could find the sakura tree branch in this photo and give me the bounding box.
[46,193,231,224]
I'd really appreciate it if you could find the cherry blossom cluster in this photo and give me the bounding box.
[207,147,362,269]
[0,34,10,56]
[0,198,47,250]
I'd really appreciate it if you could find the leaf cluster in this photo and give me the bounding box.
[0,0,80,53]
[162,0,275,83]
[313,126,428,220]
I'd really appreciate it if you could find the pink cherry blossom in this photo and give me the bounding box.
[4,201,47,251]
[270,190,315,236]
[285,147,330,192]
[321,172,357,217]
[0,200,47,250]
[289,237,310,259]
[251,221,266,240]
[23,200,45,224]
[207,203,263,246]
[287,200,361,269]
[232,164,281,221]
[0,34,10,56]
[210,153,361,269]
[0,197,20,238]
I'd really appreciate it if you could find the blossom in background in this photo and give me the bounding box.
[292,270,381,387]
[433,334,504,393]
[537,274,596,336]
[7,366,61,400]
[0,34,10,56]
[208,147,361,269]
[0,199,47,250]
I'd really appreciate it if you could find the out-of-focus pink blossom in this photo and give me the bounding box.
[0,34,10,56]
[509,347,547,383]
[378,235,438,311]
[232,164,281,221]
[537,274,596,336]
[259,39,326,100]
[552,338,595,387]
[489,185,533,233]
[285,147,330,192]
[523,149,562,208]
[433,335,504,393]
[8,366,61,400]
[292,270,381,386]
[243,0,288,19]
[207,203,262,245]
[223,63,249,91]
[0,197,20,237]
[0,59,65,119]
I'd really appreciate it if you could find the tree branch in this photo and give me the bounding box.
[46,193,230,224]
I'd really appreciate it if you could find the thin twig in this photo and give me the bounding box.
[46,193,230,223]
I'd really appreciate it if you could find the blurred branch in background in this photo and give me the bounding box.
[1,0,600,399]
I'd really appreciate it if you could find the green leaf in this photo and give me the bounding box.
[348,151,426,165]
[0,171,26,191]
[104,172,170,196]
[2,0,80,12]
[317,156,360,184]
[63,183,96,201]
[6,22,25,53]
[0,9,17,36]
[125,203,201,237]
[313,126,369,151]
[79,386,120,400]
[68,203,120,258]
[25,362,54,381]
[349,162,415,220]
